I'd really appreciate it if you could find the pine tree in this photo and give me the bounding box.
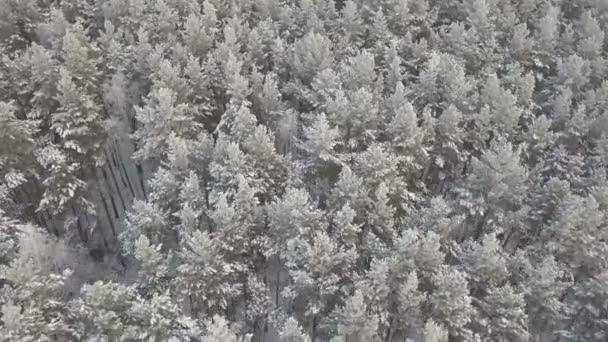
[78,281,198,340]
[411,196,464,240]
[266,187,325,259]
[133,87,202,162]
[0,224,81,341]
[1,269,79,341]
[283,230,357,340]
[548,194,608,276]
[242,125,289,198]
[0,101,37,197]
[280,317,311,342]
[429,267,474,339]
[61,20,101,94]
[340,50,376,91]
[328,165,369,216]
[395,271,427,336]
[122,199,169,253]
[478,73,522,138]
[456,233,510,292]
[209,175,264,274]
[422,320,449,342]
[523,256,569,336]
[368,182,396,243]
[204,315,251,342]
[17,43,59,121]
[176,229,239,318]
[332,290,380,342]
[181,3,217,57]
[292,32,334,85]
[474,284,528,342]
[576,11,604,60]
[300,112,342,171]
[52,68,104,161]
[564,271,608,342]
[0,209,19,267]
[36,145,89,220]
[338,1,365,45]
[414,52,477,113]
[326,87,380,149]
[457,138,528,239]
[209,134,256,201]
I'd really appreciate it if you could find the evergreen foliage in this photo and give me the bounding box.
[0,0,607,340]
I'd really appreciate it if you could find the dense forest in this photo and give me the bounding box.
[1,0,608,341]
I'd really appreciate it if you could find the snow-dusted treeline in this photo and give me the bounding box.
[1,0,608,341]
